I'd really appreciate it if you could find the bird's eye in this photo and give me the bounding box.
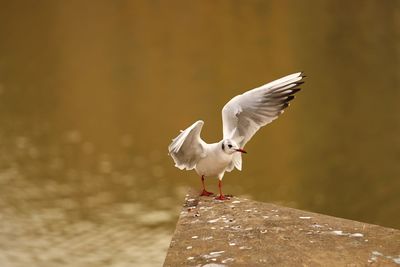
[228,144,232,148]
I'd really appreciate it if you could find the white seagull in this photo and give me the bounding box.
[168,72,305,200]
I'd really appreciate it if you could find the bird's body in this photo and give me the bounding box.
[168,72,305,200]
[194,141,232,179]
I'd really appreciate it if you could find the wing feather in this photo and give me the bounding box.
[222,72,305,153]
[225,152,242,172]
[168,120,205,170]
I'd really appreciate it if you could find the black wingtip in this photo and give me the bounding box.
[291,88,301,94]
[286,95,295,102]
[282,102,290,110]
[296,81,305,86]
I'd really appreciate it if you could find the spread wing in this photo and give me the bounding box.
[222,72,305,170]
[168,120,206,170]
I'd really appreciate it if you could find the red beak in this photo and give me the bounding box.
[235,148,247,154]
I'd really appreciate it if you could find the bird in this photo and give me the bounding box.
[168,72,305,200]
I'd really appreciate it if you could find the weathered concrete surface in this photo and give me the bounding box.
[164,189,400,266]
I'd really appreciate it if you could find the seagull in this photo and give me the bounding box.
[168,72,305,200]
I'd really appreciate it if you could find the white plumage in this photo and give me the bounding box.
[168,72,305,200]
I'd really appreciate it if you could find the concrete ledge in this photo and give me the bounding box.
[164,189,400,266]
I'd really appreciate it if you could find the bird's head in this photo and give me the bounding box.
[221,139,247,155]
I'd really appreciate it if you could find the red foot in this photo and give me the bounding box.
[200,189,214,197]
[215,194,230,200]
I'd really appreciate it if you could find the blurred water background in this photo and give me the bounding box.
[0,1,399,266]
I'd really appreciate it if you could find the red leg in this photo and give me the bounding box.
[215,179,229,200]
[200,175,214,196]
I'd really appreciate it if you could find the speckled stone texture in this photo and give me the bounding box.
[164,190,400,266]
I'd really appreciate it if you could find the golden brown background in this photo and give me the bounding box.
[0,1,399,266]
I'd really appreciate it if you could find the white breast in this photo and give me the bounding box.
[195,143,232,178]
